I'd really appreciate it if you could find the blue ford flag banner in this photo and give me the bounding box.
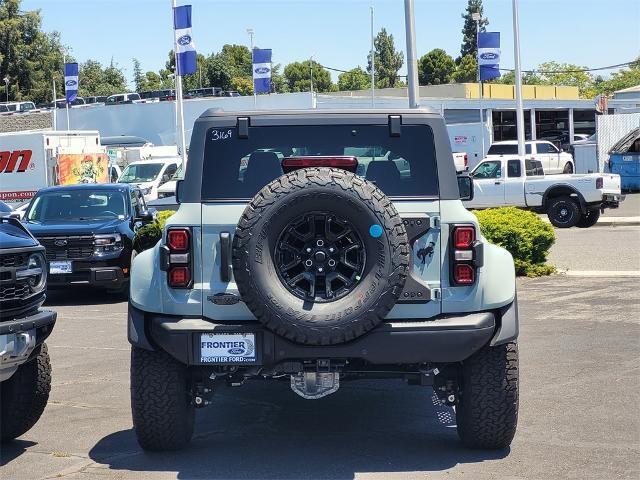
[252,48,272,94]
[173,5,196,75]
[64,63,78,104]
[477,32,501,81]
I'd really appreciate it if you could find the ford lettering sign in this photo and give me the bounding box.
[480,52,499,61]
[177,35,192,46]
[254,67,270,74]
[65,80,77,87]
[228,347,246,355]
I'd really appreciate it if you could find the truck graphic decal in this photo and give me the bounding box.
[0,150,32,173]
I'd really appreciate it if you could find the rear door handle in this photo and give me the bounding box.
[494,181,503,185]
[219,232,232,282]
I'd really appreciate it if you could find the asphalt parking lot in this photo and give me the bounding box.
[1,224,640,480]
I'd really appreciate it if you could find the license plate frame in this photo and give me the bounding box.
[49,260,73,275]
[199,332,259,364]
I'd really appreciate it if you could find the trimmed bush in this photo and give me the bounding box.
[133,210,175,253]
[473,207,556,277]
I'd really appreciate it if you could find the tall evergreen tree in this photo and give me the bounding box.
[460,0,489,60]
[367,28,404,88]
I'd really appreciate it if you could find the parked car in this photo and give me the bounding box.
[129,108,520,451]
[85,96,108,104]
[0,104,10,113]
[117,158,181,202]
[105,93,141,105]
[139,90,176,102]
[22,184,154,293]
[109,163,123,183]
[1,101,36,113]
[486,140,575,174]
[155,164,182,199]
[186,87,222,98]
[0,217,57,442]
[101,135,152,149]
[465,156,623,227]
[221,90,240,97]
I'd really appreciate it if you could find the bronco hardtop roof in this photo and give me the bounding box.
[198,107,441,120]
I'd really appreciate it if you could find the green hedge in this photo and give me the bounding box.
[473,207,556,277]
[133,210,176,253]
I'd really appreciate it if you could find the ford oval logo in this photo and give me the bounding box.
[228,347,246,355]
[177,35,192,46]
[65,80,77,87]
[54,239,68,247]
[480,52,499,60]
[254,67,270,74]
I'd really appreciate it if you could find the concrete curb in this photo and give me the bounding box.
[542,216,640,227]
[558,270,640,277]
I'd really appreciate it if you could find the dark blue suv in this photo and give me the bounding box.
[22,184,154,293]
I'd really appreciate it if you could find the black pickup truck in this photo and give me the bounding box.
[0,217,56,442]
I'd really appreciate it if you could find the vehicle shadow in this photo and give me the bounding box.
[88,380,509,479]
[0,440,36,466]
[43,286,127,307]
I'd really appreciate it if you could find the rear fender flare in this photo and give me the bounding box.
[543,184,587,214]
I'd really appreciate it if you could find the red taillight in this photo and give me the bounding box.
[281,156,358,173]
[596,177,603,189]
[453,226,475,249]
[167,229,189,251]
[168,266,190,287]
[463,153,468,168]
[454,264,475,284]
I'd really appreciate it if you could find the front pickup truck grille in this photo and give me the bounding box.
[35,235,94,260]
[0,253,28,268]
[0,280,30,301]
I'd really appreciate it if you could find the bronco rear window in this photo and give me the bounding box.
[201,124,439,201]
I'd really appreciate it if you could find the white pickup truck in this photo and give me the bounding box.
[486,140,575,174]
[464,157,624,228]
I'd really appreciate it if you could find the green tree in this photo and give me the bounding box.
[418,49,456,85]
[367,28,404,88]
[460,0,489,60]
[597,58,640,95]
[536,61,594,95]
[338,67,370,91]
[132,58,146,92]
[144,71,162,91]
[219,44,252,78]
[452,54,477,83]
[270,63,288,93]
[494,69,542,85]
[77,59,127,96]
[103,60,127,94]
[284,60,334,93]
[230,76,253,96]
[0,0,65,103]
[204,52,233,90]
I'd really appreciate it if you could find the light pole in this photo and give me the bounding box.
[370,6,375,108]
[512,0,526,157]
[310,55,315,108]
[3,76,8,104]
[246,28,256,107]
[472,11,485,157]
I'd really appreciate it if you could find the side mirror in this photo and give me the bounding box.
[175,179,184,204]
[9,212,22,220]
[458,175,474,201]
[136,210,154,223]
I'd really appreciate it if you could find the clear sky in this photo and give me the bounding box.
[24,0,640,86]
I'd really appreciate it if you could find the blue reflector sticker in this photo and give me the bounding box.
[369,224,383,238]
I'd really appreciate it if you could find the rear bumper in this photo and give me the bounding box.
[600,193,625,209]
[128,303,517,367]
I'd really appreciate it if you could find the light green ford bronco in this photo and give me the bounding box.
[128,109,519,451]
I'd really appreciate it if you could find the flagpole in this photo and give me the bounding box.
[247,28,256,109]
[512,0,526,158]
[52,78,57,131]
[172,0,188,167]
[474,13,485,158]
[62,52,70,131]
[370,6,375,108]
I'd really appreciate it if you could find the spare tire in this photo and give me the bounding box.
[232,167,410,345]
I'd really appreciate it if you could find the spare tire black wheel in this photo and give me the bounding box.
[232,167,410,345]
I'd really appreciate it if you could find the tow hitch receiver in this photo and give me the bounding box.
[291,371,340,399]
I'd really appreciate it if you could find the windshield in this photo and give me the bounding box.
[26,190,127,223]
[119,163,164,183]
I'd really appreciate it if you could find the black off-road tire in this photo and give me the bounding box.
[232,167,410,346]
[456,342,519,449]
[562,162,574,174]
[0,344,51,442]
[130,347,194,451]
[547,195,581,228]
[576,208,600,228]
